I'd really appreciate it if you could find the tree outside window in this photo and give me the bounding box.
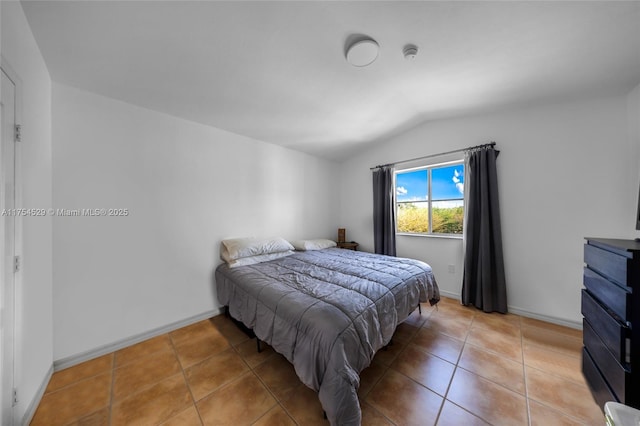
[395,162,464,235]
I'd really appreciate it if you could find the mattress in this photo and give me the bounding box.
[215,247,439,425]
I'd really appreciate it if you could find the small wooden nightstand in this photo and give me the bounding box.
[337,241,359,251]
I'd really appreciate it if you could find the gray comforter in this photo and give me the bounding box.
[215,248,439,425]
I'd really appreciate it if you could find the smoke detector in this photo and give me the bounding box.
[403,44,418,60]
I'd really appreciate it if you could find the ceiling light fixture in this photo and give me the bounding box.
[403,44,418,60]
[346,38,379,67]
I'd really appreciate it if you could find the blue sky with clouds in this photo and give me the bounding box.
[396,164,464,202]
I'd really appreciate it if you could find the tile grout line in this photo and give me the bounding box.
[426,305,473,426]
[521,315,532,426]
[204,331,287,419]
[523,340,583,360]
[436,311,472,425]
[108,354,115,426]
[524,363,588,386]
[440,308,536,425]
[526,395,593,425]
[363,353,401,425]
[107,342,188,424]
[521,325,583,356]
[240,341,308,425]
[431,368,451,425]
[229,338,287,425]
[168,331,206,426]
[39,358,112,397]
[355,306,432,426]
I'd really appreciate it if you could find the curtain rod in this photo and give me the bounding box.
[370,141,496,170]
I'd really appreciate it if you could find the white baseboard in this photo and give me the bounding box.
[438,289,461,300]
[436,291,582,330]
[507,306,582,330]
[53,308,221,371]
[21,363,53,426]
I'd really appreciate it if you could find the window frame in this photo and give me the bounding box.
[394,159,465,238]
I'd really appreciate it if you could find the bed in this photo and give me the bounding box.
[215,243,439,425]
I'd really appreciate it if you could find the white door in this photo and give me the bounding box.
[0,66,17,426]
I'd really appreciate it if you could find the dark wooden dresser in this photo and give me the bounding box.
[582,238,639,410]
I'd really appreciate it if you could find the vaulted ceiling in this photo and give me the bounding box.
[22,1,640,161]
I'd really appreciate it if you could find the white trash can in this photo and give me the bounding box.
[605,402,640,426]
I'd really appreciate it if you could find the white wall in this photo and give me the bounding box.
[339,95,635,326]
[1,1,54,422]
[52,83,339,360]
[629,83,640,176]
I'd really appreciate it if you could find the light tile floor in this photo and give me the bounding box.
[31,296,604,425]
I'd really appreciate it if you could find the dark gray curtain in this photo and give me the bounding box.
[372,166,396,256]
[462,147,507,313]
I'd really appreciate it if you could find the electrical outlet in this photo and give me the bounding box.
[448,264,455,274]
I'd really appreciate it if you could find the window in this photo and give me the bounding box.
[395,161,465,235]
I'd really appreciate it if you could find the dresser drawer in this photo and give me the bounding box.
[581,289,627,361]
[584,243,628,287]
[584,267,632,322]
[583,238,640,411]
[583,347,617,409]
[583,319,630,402]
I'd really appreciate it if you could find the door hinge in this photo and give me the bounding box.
[15,124,22,142]
[14,255,20,273]
[12,388,18,406]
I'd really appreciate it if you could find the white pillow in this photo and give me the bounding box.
[290,239,337,251]
[227,250,294,268]
[220,236,294,262]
